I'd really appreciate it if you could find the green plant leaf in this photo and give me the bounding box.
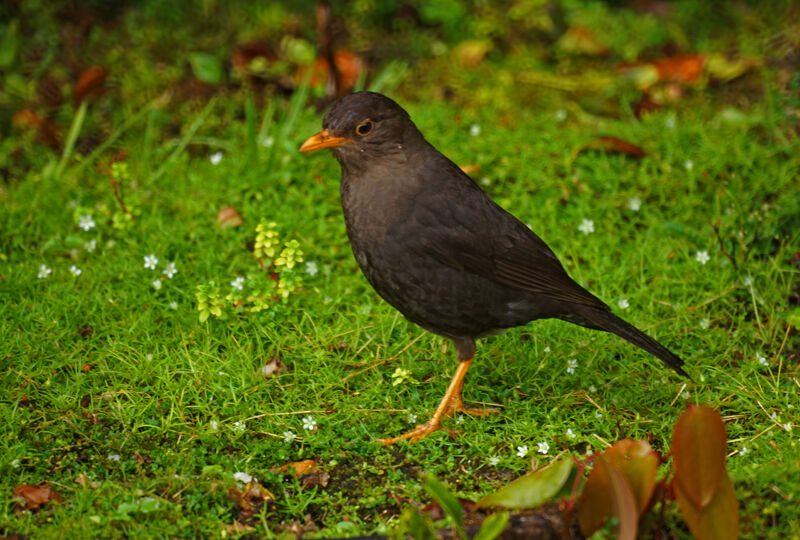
[188,52,223,84]
[671,405,727,508]
[473,512,509,540]
[424,474,465,538]
[0,19,20,68]
[477,456,573,509]
[578,455,638,540]
[675,469,739,540]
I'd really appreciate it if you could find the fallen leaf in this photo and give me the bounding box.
[74,65,109,103]
[459,164,481,174]
[273,459,317,477]
[260,357,287,378]
[573,137,647,160]
[653,54,706,84]
[217,206,243,229]
[229,480,275,520]
[14,484,62,512]
[306,50,364,91]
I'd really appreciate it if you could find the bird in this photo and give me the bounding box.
[299,91,689,444]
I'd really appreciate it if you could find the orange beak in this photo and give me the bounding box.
[299,129,353,152]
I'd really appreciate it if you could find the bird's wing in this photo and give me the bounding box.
[409,160,607,309]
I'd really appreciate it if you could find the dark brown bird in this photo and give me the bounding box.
[300,92,688,444]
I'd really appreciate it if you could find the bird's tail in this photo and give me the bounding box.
[577,307,690,379]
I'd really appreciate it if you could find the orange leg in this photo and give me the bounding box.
[378,356,498,445]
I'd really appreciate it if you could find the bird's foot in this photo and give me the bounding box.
[377,420,459,445]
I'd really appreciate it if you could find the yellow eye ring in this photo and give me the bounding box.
[356,120,373,136]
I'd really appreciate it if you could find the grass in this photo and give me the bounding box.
[2,1,799,538]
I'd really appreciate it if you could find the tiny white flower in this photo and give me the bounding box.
[69,265,82,276]
[283,430,296,442]
[684,160,694,171]
[617,298,629,310]
[588,385,597,393]
[682,390,691,399]
[305,261,318,276]
[11,459,20,468]
[699,318,710,330]
[108,453,121,461]
[695,250,710,265]
[595,410,603,419]
[78,214,96,231]
[578,219,594,235]
[783,423,792,431]
[516,445,529,458]
[743,275,753,287]
[739,446,749,456]
[361,305,371,315]
[144,254,158,270]
[469,124,481,137]
[302,415,317,431]
[665,116,676,129]
[231,276,245,290]
[543,346,551,353]
[407,413,418,424]
[324,296,333,303]
[84,239,97,252]
[209,420,219,431]
[555,109,567,122]
[233,472,252,483]
[162,261,177,279]
[756,352,768,366]
[169,301,178,310]
[456,415,464,424]
[210,152,223,165]
[37,264,52,279]
[770,412,777,421]
[627,196,642,211]
[479,177,492,187]
[537,442,550,454]
[566,428,577,439]
[152,279,162,290]
[488,456,500,466]
[260,136,274,148]
[232,421,246,433]
[566,358,578,375]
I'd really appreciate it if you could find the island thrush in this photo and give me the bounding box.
[300,91,688,444]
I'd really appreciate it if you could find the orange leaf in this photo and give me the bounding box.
[601,439,660,515]
[574,137,647,159]
[13,484,62,511]
[671,405,727,509]
[652,54,706,84]
[578,455,638,539]
[74,65,108,103]
[217,206,243,229]
[674,469,739,540]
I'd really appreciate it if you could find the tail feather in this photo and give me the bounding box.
[578,308,690,379]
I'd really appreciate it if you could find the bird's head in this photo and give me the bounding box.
[299,92,418,167]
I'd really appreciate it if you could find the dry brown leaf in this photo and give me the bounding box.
[573,137,647,161]
[73,65,109,103]
[307,50,364,91]
[229,480,275,520]
[260,357,287,378]
[217,206,243,229]
[459,164,481,174]
[13,484,62,512]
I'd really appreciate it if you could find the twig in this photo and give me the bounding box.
[709,219,739,272]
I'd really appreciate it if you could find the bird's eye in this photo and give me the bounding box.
[356,120,373,136]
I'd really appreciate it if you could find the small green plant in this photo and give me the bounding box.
[196,220,305,321]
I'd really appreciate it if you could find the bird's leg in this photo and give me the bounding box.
[378,357,476,445]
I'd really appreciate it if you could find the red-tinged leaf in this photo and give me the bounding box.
[578,455,638,539]
[675,469,739,540]
[13,484,62,512]
[602,439,660,515]
[671,405,727,509]
[477,456,573,509]
[574,137,647,159]
[217,206,243,229]
[73,65,108,103]
[305,51,364,91]
[652,54,706,84]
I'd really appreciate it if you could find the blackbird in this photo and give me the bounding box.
[300,91,688,444]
